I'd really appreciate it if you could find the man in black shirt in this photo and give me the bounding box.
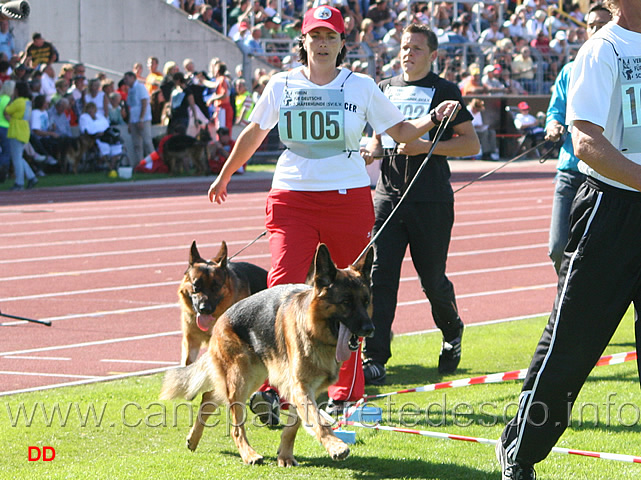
[362,23,479,384]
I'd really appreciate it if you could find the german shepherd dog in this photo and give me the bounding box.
[161,244,374,466]
[60,133,97,174]
[178,240,268,366]
[163,127,211,176]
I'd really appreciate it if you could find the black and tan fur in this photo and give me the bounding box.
[60,133,97,174]
[161,244,374,466]
[178,240,268,366]
[163,128,211,175]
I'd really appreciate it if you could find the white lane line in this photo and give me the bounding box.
[0,365,176,397]
[2,355,71,361]
[0,371,99,379]
[398,283,556,307]
[0,303,177,327]
[100,359,179,365]
[0,330,181,357]
[0,281,178,302]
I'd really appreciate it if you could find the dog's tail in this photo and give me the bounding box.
[160,354,213,401]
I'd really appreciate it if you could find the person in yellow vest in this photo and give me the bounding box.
[233,78,254,128]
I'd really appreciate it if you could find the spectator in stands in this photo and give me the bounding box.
[360,18,384,56]
[505,13,526,40]
[48,97,73,138]
[480,20,504,46]
[468,98,499,161]
[167,72,202,134]
[145,56,163,96]
[366,0,393,40]
[183,58,196,83]
[194,4,220,31]
[481,64,506,94]
[228,0,251,31]
[460,64,487,96]
[0,77,12,182]
[50,78,69,104]
[123,71,155,162]
[207,62,234,132]
[244,26,265,55]
[39,63,57,101]
[108,92,127,126]
[0,19,15,61]
[382,17,404,59]
[500,67,527,95]
[133,62,145,83]
[30,94,61,164]
[84,78,109,119]
[58,63,74,84]
[6,81,38,191]
[22,33,58,68]
[233,78,254,128]
[549,30,570,65]
[160,60,180,104]
[511,45,537,93]
[208,126,238,174]
[79,101,123,173]
[525,9,549,40]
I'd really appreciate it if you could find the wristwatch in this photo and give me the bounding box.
[430,109,441,126]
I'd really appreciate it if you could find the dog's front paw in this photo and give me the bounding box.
[327,440,350,461]
[186,435,199,451]
[243,452,264,465]
[277,454,299,467]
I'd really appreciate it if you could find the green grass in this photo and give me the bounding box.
[1,312,639,479]
[0,164,276,190]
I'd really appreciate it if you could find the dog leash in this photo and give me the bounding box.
[0,309,51,327]
[352,127,562,265]
[228,230,267,261]
[352,108,457,264]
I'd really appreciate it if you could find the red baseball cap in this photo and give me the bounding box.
[302,6,345,34]
[518,101,529,110]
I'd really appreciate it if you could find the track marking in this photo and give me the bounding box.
[0,371,99,379]
[2,355,71,361]
[100,359,179,365]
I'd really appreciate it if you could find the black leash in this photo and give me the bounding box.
[453,137,560,195]
[0,309,51,327]
[228,230,267,261]
[353,109,457,264]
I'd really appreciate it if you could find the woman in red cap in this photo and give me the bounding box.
[208,5,459,417]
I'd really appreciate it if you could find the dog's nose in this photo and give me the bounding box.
[359,323,375,338]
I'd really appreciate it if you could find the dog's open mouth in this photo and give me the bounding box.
[196,313,215,332]
[336,323,359,363]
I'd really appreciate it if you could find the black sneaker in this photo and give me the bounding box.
[438,327,463,374]
[26,178,38,189]
[9,183,24,191]
[249,389,280,426]
[363,359,386,385]
[325,398,347,416]
[495,440,536,480]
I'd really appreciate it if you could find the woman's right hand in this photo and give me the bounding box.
[208,176,230,204]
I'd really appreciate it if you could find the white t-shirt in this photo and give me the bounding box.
[250,67,405,191]
[568,23,641,190]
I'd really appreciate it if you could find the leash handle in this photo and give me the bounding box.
[0,309,51,326]
[352,109,457,265]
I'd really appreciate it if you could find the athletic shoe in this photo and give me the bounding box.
[9,183,24,191]
[438,326,463,374]
[363,358,386,385]
[325,398,347,416]
[495,440,536,479]
[249,389,280,426]
[26,178,38,189]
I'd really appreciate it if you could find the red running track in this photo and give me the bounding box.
[0,160,558,395]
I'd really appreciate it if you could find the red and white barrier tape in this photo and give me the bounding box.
[354,350,637,409]
[341,421,641,464]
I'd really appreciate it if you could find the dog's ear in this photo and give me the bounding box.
[313,244,337,290]
[189,241,202,266]
[212,240,228,267]
[352,246,374,287]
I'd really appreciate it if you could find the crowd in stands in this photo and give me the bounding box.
[167,0,597,96]
[0,0,604,188]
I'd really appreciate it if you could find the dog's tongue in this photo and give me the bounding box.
[336,323,352,363]
[196,313,214,332]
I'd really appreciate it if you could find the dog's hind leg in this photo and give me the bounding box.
[186,390,217,451]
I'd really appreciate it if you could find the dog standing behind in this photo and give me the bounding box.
[163,127,211,175]
[60,133,97,174]
[161,244,375,466]
[178,240,268,366]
